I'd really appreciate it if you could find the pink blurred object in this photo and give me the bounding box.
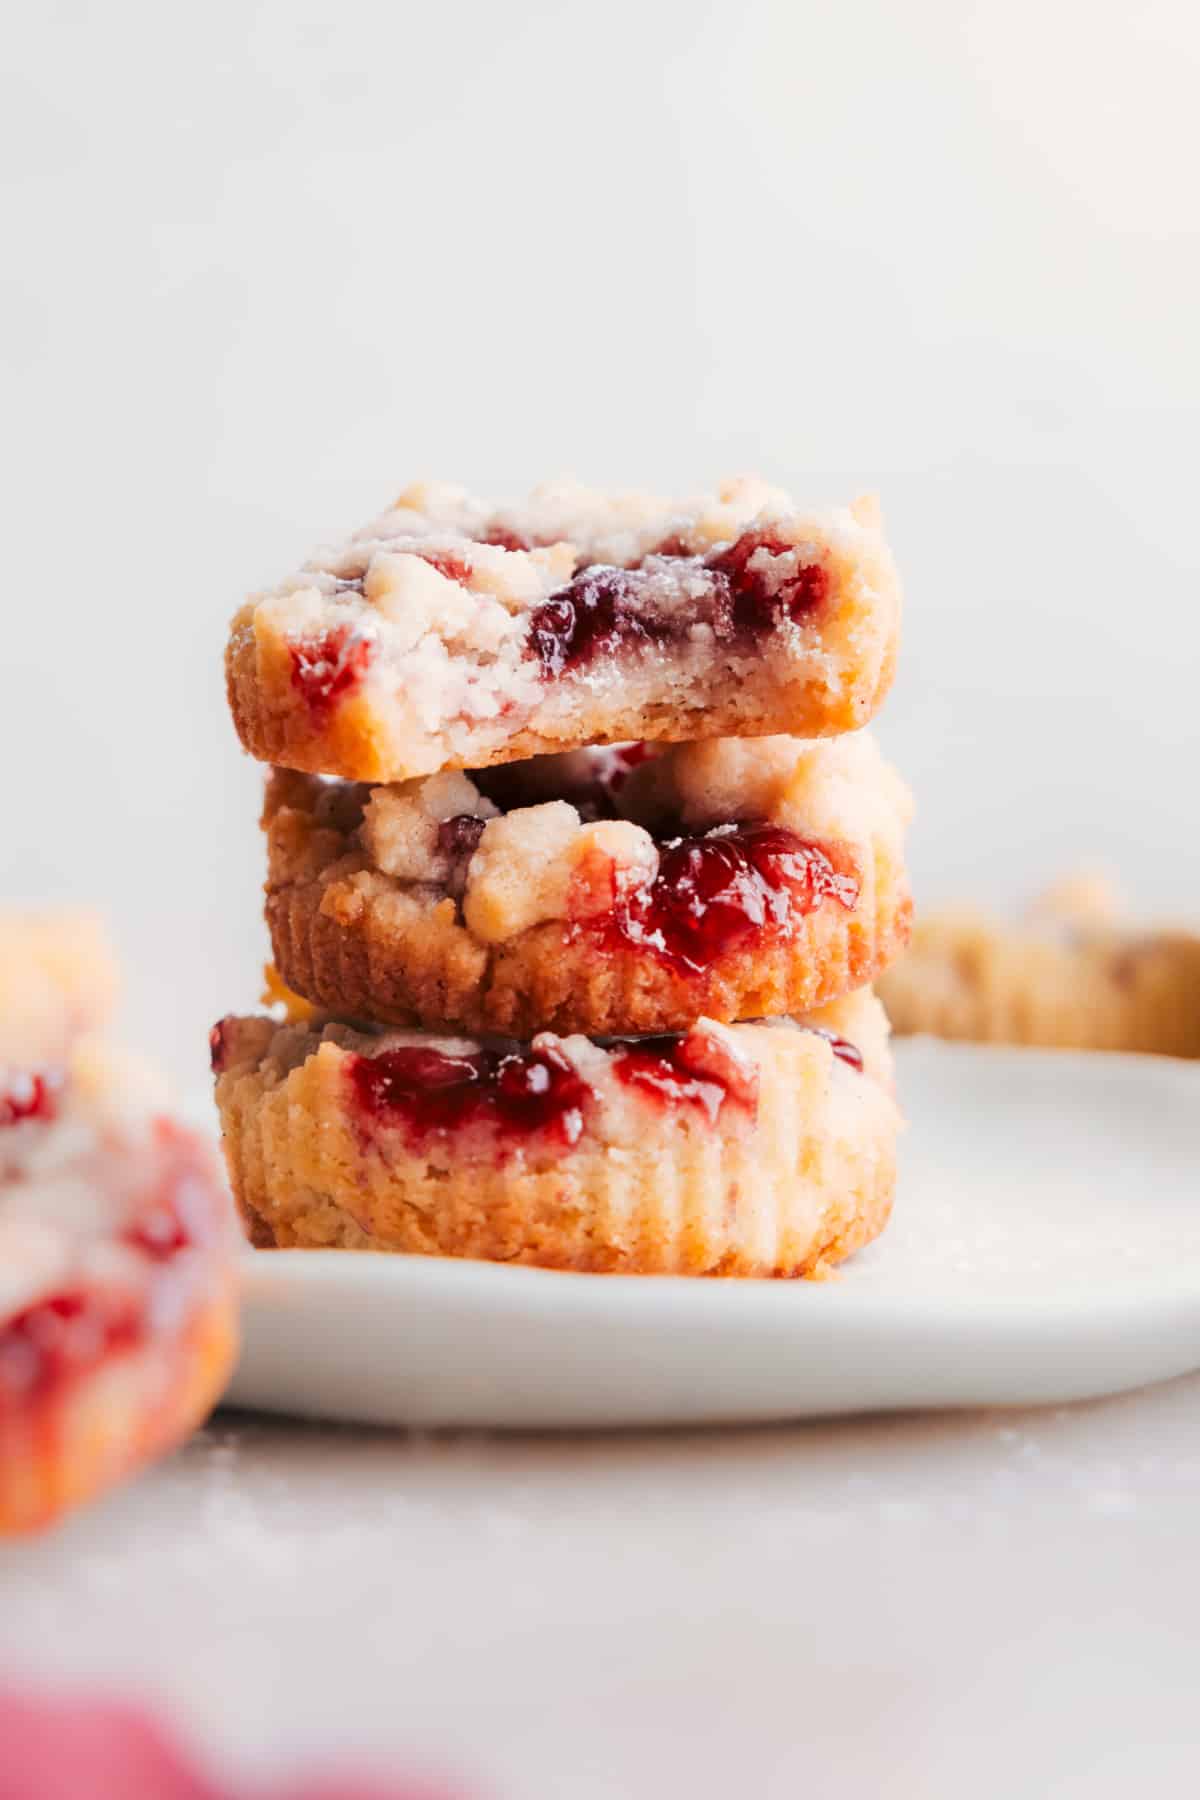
[0,1693,459,1800]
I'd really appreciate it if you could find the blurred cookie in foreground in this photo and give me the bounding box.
[0,1690,452,1798]
[879,874,1200,1058]
[0,913,238,1533]
[0,911,118,1071]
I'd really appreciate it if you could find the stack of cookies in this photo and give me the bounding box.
[212,477,912,1277]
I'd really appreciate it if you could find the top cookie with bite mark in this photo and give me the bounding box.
[226,476,902,783]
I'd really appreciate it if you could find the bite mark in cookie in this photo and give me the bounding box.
[227,476,901,781]
[524,535,830,680]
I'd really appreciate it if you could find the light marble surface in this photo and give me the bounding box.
[3,1383,1199,1798]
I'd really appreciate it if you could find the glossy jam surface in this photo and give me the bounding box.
[589,824,859,975]
[708,530,830,633]
[289,624,374,722]
[0,1071,62,1129]
[349,1043,591,1150]
[613,1029,758,1123]
[526,529,831,678]
[528,566,679,677]
[807,1026,864,1073]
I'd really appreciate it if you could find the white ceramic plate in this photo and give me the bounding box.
[211,1041,1200,1428]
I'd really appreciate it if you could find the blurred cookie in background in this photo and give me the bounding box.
[879,873,1200,1058]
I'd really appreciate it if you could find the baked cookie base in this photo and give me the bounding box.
[212,991,901,1280]
[262,734,913,1037]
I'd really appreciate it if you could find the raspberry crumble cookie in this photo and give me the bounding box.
[212,987,899,1278]
[262,731,912,1037]
[227,477,902,783]
[880,875,1200,1057]
[0,915,238,1533]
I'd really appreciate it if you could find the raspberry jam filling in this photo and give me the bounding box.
[349,1043,591,1150]
[419,549,473,585]
[807,1027,864,1073]
[529,567,680,677]
[613,1029,759,1123]
[0,1071,63,1129]
[208,1019,235,1076]
[483,526,532,552]
[527,530,830,678]
[290,624,374,722]
[582,824,859,976]
[707,530,830,634]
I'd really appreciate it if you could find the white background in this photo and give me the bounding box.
[3,0,1198,1086]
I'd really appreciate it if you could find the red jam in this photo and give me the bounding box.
[584,824,859,975]
[707,530,830,632]
[420,549,473,585]
[208,1019,235,1076]
[349,1043,591,1150]
[0,1071,62,1128]
[526,529,831,678]
[482,526,532,552]
[613,1029,759,1122]
[807,1026,864,1073]
[289,625,374,723]
[436,814,488,862]
[529,566,678,676]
